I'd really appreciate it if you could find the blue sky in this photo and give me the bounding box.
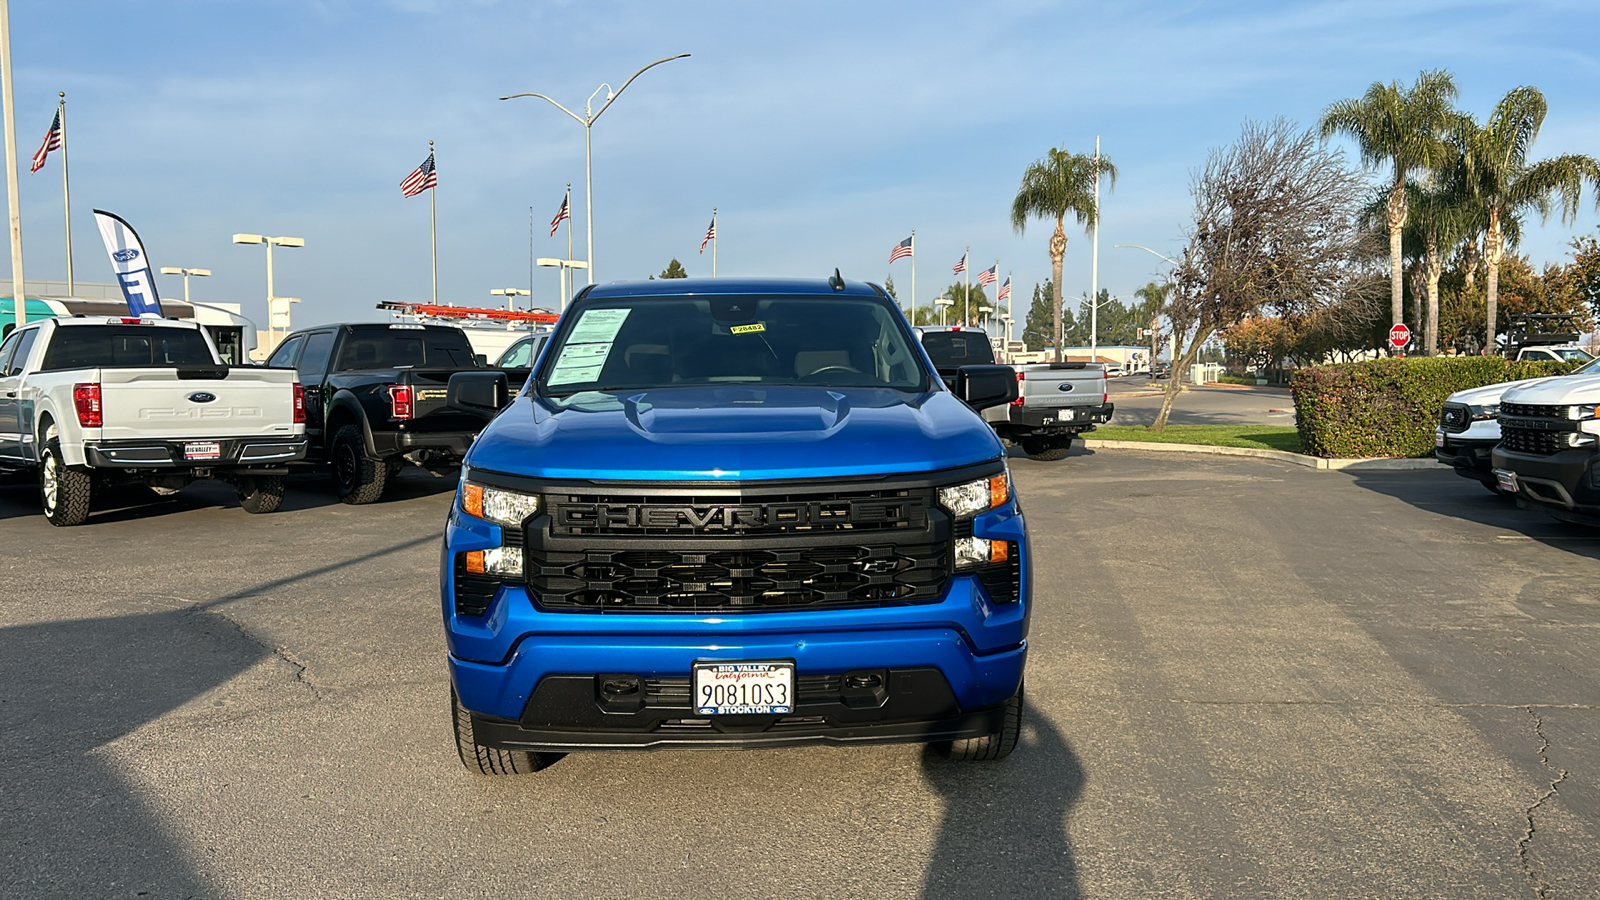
[6,0,1600,336]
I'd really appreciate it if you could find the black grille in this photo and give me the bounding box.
[1500,402,1571,456]
[1502,402,1565,419]
[1438,402,1469,433]
[527,542,948,613]
[1500,428,1564,456]
[547,486,931,537]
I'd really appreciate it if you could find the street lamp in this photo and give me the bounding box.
[933,296,954,326]
[501,53,690,286]
[158,267,211,305]
[233,233,304,350]
[490,287,530,310]
[1115,243,1180,369]
[536,257,589,312]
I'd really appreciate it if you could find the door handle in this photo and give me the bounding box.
[3,391,14,399]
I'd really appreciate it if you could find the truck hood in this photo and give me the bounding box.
[1447,376,1557,405]
[465,385,1004,481]
[1501,373,1600,406]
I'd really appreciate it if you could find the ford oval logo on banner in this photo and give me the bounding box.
[1056,382,1074,392]
[112,248,140,263]
[188,392,217,404]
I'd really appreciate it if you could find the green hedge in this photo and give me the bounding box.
[1291,357,1577,458]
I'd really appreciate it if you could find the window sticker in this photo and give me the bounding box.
[547,308,632,386]
[730,323,766,335]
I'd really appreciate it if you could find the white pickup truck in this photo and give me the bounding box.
[916,326,1114,460]
[0,317,307,525]
[1491,373,1600,525]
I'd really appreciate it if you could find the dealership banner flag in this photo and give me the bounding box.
[93,209,163,317]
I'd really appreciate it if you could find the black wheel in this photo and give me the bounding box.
[331,424,387,505]
[40,438,92,527]
[1022,437,1073,461]
[451,687,561,775]
[236,474,286,514]
[935,682,1023,762]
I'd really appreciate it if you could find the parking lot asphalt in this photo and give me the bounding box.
[2,452,1597,899]
[1107,380,1297,427]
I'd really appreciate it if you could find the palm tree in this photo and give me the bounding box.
[1011,148,1116,361]
[1320,69,1463,331]
[1456,86,1600,352]
[1403,177,1478,355]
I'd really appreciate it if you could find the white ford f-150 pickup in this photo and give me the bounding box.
[0,317,307,525]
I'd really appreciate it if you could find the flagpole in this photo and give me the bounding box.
[910,229,915,322]
[1,0,25,330]
[428,141,437,304]
[711,208,717,278]
[59,92,71,295]
[527,206,533,311]
[564,183,572,310]
[963,246,970,326]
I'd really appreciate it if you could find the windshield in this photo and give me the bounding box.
[1553,347,1596,362]
[41,325,215,370]
[538,295,928,395]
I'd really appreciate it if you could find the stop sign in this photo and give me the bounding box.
[1388,324,1412,349]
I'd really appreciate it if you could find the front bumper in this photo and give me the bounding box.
[444,497,1030,750]
[1434,434,1498,483]
[1491,446,1600,512]
[84,437,306,470]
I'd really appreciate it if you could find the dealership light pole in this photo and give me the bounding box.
[500,53,689,286]
[159,266,211,305]
[490,287,530,310]
[1,0,25,330]
[233,233,303,349]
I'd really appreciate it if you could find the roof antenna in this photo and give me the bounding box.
[828,268,845,292]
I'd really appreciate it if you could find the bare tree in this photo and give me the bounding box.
[1155,119,1383,430]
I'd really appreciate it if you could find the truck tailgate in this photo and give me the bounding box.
[1017,367,1106,406]
[96,367,301,441]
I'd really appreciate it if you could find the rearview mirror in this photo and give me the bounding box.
[954,365,1018,411]
[447,371,509,415]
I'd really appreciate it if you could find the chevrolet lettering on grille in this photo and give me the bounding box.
[554,499,927,533]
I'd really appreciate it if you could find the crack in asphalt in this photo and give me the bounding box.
[188,602,325,701]
[1517,708,1570,900]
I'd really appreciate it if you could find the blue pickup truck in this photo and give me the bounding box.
[441,276,1029,773]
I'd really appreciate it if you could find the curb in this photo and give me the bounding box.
[1080,439,1438,471]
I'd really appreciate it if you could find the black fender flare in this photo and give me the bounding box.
[324,391,380,458]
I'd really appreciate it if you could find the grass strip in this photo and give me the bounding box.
[1091,424,1302,453]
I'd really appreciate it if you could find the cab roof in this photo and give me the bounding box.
[581,277,885,299]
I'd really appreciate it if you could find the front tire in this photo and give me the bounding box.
[451,687,561,775]
[332,424,387,505]
[40,438,92,527]
[934,682,1023,762]
[1022,436,1073,461]
[236,474,286,514]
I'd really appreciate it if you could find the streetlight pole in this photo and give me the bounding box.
[233,233,303,349]
[1115,243,1181,372]
[501,54,690,286]
[1,0,25,331]
[490,287,530,310]
[159,266,211,305]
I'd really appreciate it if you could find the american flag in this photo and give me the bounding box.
[888,235,913,263]
[549,192,570,236]
[977,265,997,287]
[700,214,716,253]
[998,277,1011,303]
[952,252,967,275]
[30,109,62,174]
[399,152,437,197]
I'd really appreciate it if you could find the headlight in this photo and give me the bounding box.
[938,471,1011,518]
[461,481,540,527]
[1566,404,1598,420]
[1469,403,1499,421]
[464,546,523,577]
[954,536,1011,569]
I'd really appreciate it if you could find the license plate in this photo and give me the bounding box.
[1061,409,1075,420]
[1494,469,1517,492]
[693,660,794,715]
[183,441,222,461]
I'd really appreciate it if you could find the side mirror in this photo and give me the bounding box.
[473,353,488,368]
[954,365,1018,411]
[447,371,509,415]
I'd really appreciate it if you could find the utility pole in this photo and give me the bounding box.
[1,0,25,330]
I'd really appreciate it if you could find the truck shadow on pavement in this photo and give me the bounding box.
[1349,469,1600,561]
[918,713,1085,899]
[0,536,437,897]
